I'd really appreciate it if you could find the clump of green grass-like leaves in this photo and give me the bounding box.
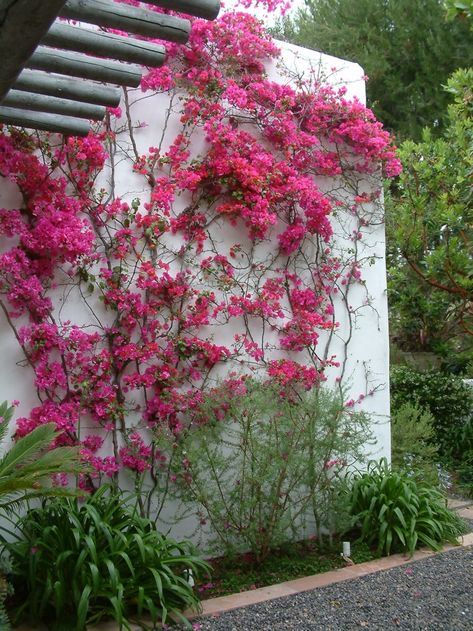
[6,486,210,630]
[348,458,466,556]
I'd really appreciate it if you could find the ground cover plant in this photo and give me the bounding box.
[195,539,374,598]
[6,486,210,630]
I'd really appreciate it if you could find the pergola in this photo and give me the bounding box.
[0,0,220,136]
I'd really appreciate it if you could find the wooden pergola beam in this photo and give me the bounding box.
[0,0,67,100]
[143,0,220,20]
[0,0,221,136]
[14,70,122,107]
[0,106,90,136]
[43,22,166,68]
[60,0,190,43]
[2,89,106,120]
[27,46,143,88]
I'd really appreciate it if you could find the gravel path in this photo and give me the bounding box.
[183,546,473,630]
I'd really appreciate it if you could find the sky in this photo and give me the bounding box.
[222,0,305,26]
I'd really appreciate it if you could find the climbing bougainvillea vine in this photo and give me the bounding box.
[0,2,400,496]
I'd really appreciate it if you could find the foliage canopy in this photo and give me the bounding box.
[386,68,473,353]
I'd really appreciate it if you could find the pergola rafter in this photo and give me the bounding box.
[0,0,220,136]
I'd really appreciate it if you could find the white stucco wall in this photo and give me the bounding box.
[98,40,391,458]
[0,41,390,541]
[271,42,391,455]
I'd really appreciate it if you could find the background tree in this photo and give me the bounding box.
[273,0,473,140]
[386,68,473,368]
[386,260,459,354]
[445,0,473,20]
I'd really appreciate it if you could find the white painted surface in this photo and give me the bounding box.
[0,41,390,541]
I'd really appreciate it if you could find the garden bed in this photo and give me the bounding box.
[195,538,376,599]
[16,532,473,630]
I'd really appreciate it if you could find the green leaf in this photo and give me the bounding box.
[393,525,406,546]
[0,424,58,474]
[133,533,146,563]
[393,507,407,529]
[378,503,388,521]
[87,563,100,591]
[385,528,393,555]
[84,535,98,565]
[104,559,120,592]
[150,568,164,601]
[77,585,91,630]
[53,580,65,614]
[108,595,123,626]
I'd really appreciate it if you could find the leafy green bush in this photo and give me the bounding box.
[0,401,82,512]
[451,418,473,495]
[439,349,473,377]
[6,487,210,630]
[0,571,9,631]
[391,402,439,484]
[348,459,466,556]
[0,401,84,631]
[390,366,473,456]
[164,380,373,562]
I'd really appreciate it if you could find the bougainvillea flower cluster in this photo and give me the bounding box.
[0,4,400,488]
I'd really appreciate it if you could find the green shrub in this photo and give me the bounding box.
[0,573,9,631]
[348,459,466,556]
[0,401,84,631]
[390,366,473,457]
[164,380,374,562]
[451,418,473,494]
[6,486,210,630]
[439,349,473,377]
[391,402,439,484]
